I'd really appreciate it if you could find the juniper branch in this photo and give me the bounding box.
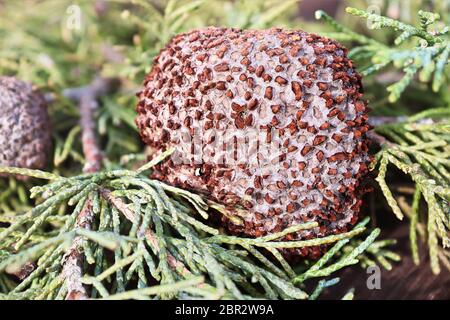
[61,77,120,300]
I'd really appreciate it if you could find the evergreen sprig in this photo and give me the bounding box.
[316,7,450,101]
[372,112,449,274]
[0,155,383,300]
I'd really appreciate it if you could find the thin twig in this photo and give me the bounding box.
[62,201,94,300]
[368,116,408,127]
[61,77,120,300]
[366,130,390,146]
[367,116,438,146]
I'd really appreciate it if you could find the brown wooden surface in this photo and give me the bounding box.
[320,222,450,300]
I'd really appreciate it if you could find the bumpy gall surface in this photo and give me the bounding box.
[136,27,372,259]
[0,77,52,179]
